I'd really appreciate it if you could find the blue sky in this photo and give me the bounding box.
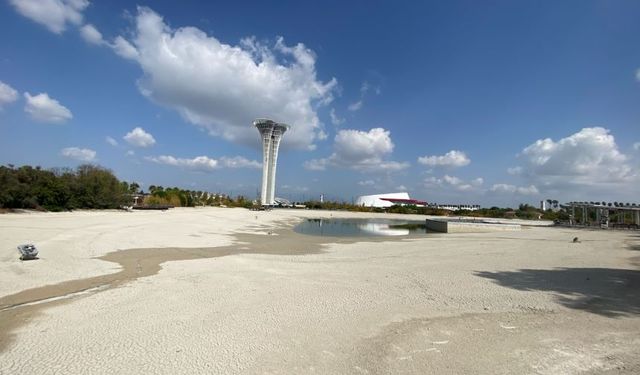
[1,0,639,207]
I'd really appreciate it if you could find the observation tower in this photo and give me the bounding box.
[254,119,289,206]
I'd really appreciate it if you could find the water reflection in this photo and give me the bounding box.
[358,223,410,236]
[294,218,426,237]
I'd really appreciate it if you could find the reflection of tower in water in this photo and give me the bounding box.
[254,119,289,206]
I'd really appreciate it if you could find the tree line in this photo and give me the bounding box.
[0,164,129,211]
[0,163,575,221]
[0,164,252,211]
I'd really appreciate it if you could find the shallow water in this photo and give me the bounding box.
[293,218,427,237]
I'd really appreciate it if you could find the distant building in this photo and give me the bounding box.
[355,192,427,208]
[273,197,292,207]
[428,203,481,211]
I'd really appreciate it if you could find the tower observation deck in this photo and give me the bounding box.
[254,119,289,206]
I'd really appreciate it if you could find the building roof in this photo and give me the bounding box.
[379,198,428,206]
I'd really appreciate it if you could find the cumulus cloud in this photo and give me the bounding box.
[0,81,19,109]
[304,128,409,172]
[23,92,72,123]
[418,150,470,168]
[10,0,88,34]
[145,155,260,172]
[423,174,483,192]
[329,108,345,126]
[490,184,539,195]
[123,127,156,148]
[516,127,634,185]
[61,146,96,162]
[111,7,336,150]
[105,136,118,146]
[79,23,103,44]
[146,155,217,171]
[111,36,138,60]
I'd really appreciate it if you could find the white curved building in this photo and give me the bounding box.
[355,192,412,208]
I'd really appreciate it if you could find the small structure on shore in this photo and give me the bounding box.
[563,202,640,229]
[17,244,38,260]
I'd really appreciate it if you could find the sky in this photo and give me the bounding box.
[1,0,639,207]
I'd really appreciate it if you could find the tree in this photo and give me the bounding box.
[129,182,141,194]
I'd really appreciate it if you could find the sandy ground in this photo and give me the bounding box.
[0,207,639,374]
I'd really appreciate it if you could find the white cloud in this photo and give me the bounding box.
[10,0,88,34]
[418,150,470,167]
[219,156,261,169]
[334,128,393,160]
[111,7,336,150]
[636,68,640,82]
[490,184,539,195]
[23,92,73,123]
[360,81,370,95]
[347,100,363,112]
[305,128,409,172]
[329,108,345,125]
[423,174,483,192]
[442,175,462,185]
[61,147,96,162]
[345,81,380,113]
[507,166,522,175]
[519,127,633,185]
[146,155,217,171]
[358,180,375,186]
[360,80,382,95]
[471,177,484,186]
[111,36,139,60]
[0,81,19,109]
[123,127,156,148]
[105,136,118,146]
[79,23,103,44]
[303,158,328,171]
[633,142,640,151]
[145,155,260,171]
